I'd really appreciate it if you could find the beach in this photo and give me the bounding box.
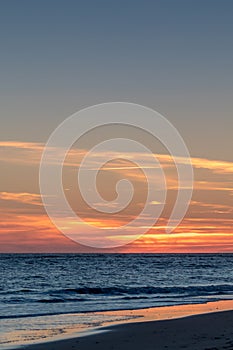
[14,300,233,350]
[1,254,233,350]
[20,308,233,350]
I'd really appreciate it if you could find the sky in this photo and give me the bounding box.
[0,0,232,252]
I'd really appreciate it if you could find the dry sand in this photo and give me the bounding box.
[19,301,233,350]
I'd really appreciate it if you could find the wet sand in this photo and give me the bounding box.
[19,300,233,350]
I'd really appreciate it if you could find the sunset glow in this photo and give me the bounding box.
[1,141,232,252]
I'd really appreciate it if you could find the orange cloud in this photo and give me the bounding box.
[0,192,42,206]
[1,140,233,173]
[0,141,232,252]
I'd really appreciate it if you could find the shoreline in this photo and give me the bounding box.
[7,299,233,350]
[21,309,233,350]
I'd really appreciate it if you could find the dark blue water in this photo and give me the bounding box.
[1,254,233,320]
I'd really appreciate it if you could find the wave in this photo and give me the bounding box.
[2,284,233,299]
[54,284,233,297]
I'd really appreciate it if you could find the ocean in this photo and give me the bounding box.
[1,253,233,348]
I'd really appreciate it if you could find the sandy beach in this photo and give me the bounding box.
[18,301,233,350]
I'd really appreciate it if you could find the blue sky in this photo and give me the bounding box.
[1,0,232,160]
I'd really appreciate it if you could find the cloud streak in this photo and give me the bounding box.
[0,192,42,206]
[0,141,232,252]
